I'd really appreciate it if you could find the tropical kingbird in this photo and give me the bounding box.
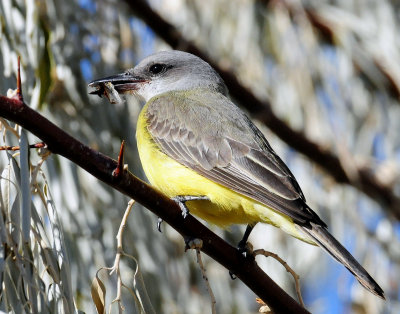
[89,50,384,298]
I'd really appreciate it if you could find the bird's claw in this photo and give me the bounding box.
[238,241,254,260]
[157,217,163,232]
[172,195,209,219]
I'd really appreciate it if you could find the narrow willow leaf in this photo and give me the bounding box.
[40,246,61,284]
[4,256,23,313]
[59,250,75,313]
[10,152,21,187]
[0,179,8,243]
[37,18,53,109]
[133,260,156,314]
[19,129,31,242]
[91,275,106,314]
[1,163,11,217]
[10,195,20,245]
[22,242,38,314]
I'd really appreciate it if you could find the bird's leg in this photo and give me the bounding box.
[157,195,209,231]
[237,224,255,254]
[172,195,209,218]
[229,224,256,280]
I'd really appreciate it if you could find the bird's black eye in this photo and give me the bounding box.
[149,63,165,75]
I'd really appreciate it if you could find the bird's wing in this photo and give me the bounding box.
[146,91,325,226]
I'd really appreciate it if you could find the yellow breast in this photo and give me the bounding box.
[136,103,314,243]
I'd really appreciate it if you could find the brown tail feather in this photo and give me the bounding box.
[300,223,385,299]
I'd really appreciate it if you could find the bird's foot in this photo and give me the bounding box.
[172,195,209,218]
[238,241,254,259]
[230,236,255,280]
[237,238,247,254]
[157,217,163,232]
[157,195,209,231]
[229,242,254,280]
[236,224,255,259]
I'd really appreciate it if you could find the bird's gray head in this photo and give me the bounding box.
[89,50,228,102]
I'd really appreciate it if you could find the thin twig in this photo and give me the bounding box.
[95,200,135,314]
[107,199,135,313]
[193,240,216,314]
[253,249,305,307]
[0,142,46,151]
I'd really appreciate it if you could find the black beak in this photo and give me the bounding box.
[88,72,148,97]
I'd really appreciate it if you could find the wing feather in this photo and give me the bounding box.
[145,92,325,226]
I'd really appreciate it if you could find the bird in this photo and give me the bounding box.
[88,50,384,299]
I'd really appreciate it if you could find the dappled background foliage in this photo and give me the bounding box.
[0,0,399,313]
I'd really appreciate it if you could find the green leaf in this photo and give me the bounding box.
[37,17,53,109]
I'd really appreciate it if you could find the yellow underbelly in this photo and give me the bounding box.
[136,104,314,243]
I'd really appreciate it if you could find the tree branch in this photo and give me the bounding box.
[0,94,309,313]
[126,0,400,220]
